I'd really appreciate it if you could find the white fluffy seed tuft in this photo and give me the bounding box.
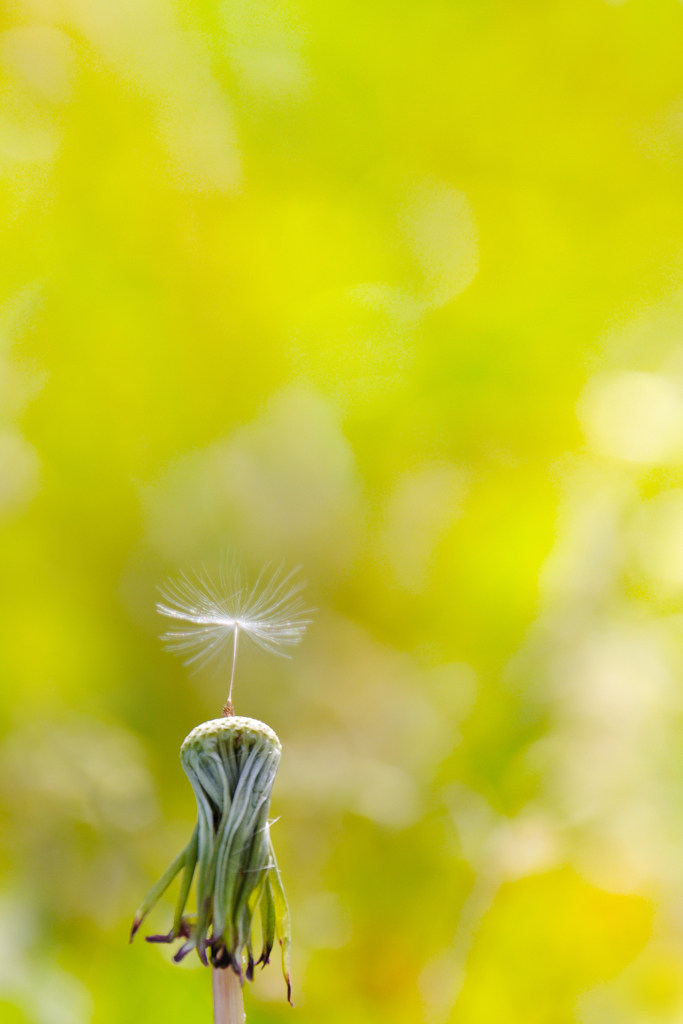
[157,561,312,680]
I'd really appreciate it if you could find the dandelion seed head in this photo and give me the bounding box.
[157,560,312,678]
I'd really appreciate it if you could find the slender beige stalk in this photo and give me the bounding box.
[212,968,245,1024]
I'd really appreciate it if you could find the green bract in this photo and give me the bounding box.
[130,716,292,1002]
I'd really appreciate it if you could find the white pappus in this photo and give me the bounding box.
[157,561,312,711]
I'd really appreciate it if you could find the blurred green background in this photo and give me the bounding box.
[4,0,683,1021]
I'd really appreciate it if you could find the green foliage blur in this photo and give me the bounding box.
[4,0,683,1021]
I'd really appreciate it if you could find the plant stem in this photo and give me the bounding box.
[212,967,245,1024]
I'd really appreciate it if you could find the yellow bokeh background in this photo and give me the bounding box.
[3,0,683,1021]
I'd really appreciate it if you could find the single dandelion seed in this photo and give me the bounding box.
[157,560,312,715]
